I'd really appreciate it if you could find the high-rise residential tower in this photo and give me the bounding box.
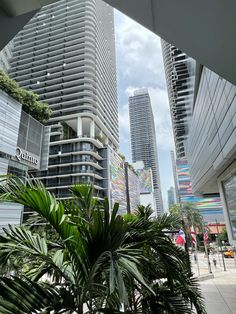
[6,0,118,200]
[129,89,163,214]
[161,40,195,158]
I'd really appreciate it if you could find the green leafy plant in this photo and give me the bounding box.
[118,153,125,161]
[0,178,206,313]
[218,226,228,242]
[95,135,104,142]
[169,203,204,230]
[127,163,135,172]
[0,70,51,123]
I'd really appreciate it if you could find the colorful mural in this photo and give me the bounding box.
[137,168,153,194]
[176,158,224,222]
[176,159,193,199]
[110,150,127,214]
[128,167,140,211]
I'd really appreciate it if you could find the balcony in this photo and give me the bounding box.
[49,136,104,149]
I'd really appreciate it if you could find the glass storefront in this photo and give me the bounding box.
[223,174,236,240]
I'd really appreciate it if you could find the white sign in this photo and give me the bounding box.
[15,147,39,165]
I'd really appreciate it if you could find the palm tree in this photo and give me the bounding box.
[169,202,205,248]
[169,203,204,231]
[0,177,206,313]
[123,206,205,313]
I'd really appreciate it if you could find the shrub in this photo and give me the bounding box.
[0,70,51,123]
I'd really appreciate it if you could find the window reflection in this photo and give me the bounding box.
[223,174,236,240]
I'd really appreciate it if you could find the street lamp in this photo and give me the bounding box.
[215,219,226,271]
[202,222,212,274]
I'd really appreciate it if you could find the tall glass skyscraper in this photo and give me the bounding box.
[161,40,236,239]
[161,40,195,159]
[129,89,163,214]
[6,0,118,200]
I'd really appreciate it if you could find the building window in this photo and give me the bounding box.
[223,174,236,240]
[8,160,27,177]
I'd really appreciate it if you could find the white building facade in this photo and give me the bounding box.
[6,0,118,200]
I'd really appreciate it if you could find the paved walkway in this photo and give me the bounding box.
[200,270,236,314]
[191,253,236,313]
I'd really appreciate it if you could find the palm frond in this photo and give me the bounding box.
[0,276,60,313]
[0,180,206,314]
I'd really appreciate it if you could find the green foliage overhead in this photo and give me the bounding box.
[127,163,135,172]
[118,153,125,160]
[0,178,206,314]
[0,70,51,123]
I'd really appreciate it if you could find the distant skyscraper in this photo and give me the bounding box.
[129,89,163,214]
[6,0,118,200]
[167,186,175,208]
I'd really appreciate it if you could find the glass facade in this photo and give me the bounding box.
[8,160,27,177]
[187,67,236,193]
[223,174,236,240]
[17,111,43,156]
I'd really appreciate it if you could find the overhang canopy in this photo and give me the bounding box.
[0,0,235,86]
[103,0,236,86]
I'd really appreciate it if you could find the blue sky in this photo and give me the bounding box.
[114,10,175,210]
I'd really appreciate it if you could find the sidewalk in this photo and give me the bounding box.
[191,253,236,313]
[200,269,236,314]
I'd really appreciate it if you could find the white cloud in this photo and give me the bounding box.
[119,103,130,143]
[115,9,174,152]
[149,87,175,151]
[115,10,175,209]
[115,10,166,89]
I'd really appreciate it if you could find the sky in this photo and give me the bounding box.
[114,10,175,210]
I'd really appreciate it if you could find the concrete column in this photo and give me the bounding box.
[77,116,82,137]
[90,120,95,138]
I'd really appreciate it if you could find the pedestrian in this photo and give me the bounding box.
[213,257,217,267]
